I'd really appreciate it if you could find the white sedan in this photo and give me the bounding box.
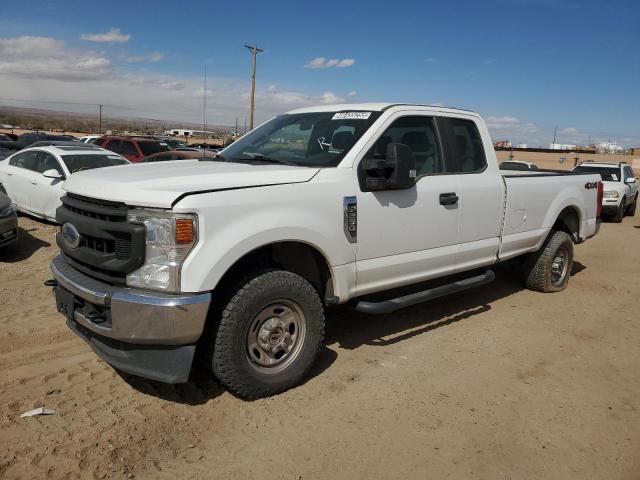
[0,145,129,222]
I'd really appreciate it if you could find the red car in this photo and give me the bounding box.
[95,136,171,163]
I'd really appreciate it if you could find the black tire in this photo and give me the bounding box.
[211,270,325,399]
[626,195,637,216]
[523,230,574,292]
[613,199,625,222]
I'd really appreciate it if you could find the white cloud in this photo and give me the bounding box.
[0,36,111,81]
[0,36,350,126]
[424,57,437,63]
[80,28,130,43]
[485,116,540,144]
[124,52,164,63]
[561,127,578,134]
[347,90,357,97]
[305,57,355,69]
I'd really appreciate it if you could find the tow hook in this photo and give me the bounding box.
[44,279,58,287]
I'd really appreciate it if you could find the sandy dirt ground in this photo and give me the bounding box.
[1,214,639,479]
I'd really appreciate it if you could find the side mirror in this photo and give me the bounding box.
[43,169,63,179]
[625,177,636,184]
[362,143,417,191]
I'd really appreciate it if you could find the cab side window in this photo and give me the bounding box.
[366,116,443,176]
[104,140,122,154]
[440,118,487,173]
[36,152,62,174]
[9,151,39,171]
[120,141,138,156]
[624,166,635,180]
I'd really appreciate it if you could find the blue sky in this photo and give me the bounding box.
[0,0,638,146]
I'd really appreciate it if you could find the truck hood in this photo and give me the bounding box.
[63,160,320,208]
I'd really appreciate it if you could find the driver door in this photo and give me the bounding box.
[354,113,461,295]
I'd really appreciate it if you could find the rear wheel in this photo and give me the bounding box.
[210,270,325,399]
[523,230,574,292]
[613,198,625,222]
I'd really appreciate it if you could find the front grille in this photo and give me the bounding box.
[64,194,128,222]
[56,195,146,285]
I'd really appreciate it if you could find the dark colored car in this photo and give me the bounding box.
[96,136,171,163]
[0,132,79,151]
[0,134,15,142]
[143,150,216,162]
[0,189,18,248]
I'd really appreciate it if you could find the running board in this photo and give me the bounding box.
[353,270,495,315]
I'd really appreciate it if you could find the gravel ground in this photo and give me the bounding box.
[1,214,639,479]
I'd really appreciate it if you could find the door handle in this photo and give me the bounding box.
[439,192,459,205]
[31,180,38,185]
[6,172,12,176]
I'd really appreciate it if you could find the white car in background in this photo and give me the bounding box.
[573,161,637,221]
[0,145,129,222]
[79,135,103,143]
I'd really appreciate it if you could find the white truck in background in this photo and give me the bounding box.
[48,103,602,398]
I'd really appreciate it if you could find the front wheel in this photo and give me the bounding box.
[613,199,625,222]
[523,230,574,292]
[211,270,325,399]
[626,195,637,216]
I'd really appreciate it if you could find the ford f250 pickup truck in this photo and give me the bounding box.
[48,103,603,399]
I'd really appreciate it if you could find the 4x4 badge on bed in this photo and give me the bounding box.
[61,223,80,249]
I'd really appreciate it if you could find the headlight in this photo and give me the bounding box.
[603,191,619,199]
[0,203,15,218]
[126,209,198,292]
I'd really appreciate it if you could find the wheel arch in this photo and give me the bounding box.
[553,205,581,243]
[212,240,336,305]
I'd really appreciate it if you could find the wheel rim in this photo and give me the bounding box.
[551,247,570,286]
[245,299,307,375]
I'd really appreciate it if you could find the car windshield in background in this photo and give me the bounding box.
[61,154,128,173]
[221,111,382,167]
[138,141,170,156]
[573,166,620,182]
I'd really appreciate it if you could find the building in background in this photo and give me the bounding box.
[164,128,217,138]
[596,141,624,154]
[549,143,577,150]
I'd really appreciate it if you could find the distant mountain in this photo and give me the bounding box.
[0,105,234,136]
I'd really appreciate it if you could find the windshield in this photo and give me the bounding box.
[61,154,128,173]
[138,141,170,156]
[221,111,382,167]
[573,166,620,181]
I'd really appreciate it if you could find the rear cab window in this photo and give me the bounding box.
[437,117,487,173]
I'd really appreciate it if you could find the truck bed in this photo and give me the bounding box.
[498,169,601,261]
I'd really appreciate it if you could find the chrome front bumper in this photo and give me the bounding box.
[51,254,211,345]
[50,254,212,383]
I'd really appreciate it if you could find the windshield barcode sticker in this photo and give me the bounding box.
[332,112,372,120]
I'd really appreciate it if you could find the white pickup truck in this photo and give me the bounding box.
[48,103,603,398]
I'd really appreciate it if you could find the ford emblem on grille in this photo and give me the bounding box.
[61,223,81,249]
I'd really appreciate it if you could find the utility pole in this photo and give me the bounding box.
[98,104,103,134]
[235,117,238,137]
[203,64,207,141]
[244,44,263,131]
[552,124,557,148]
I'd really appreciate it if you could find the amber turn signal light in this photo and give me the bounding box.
[175,218,194,244]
